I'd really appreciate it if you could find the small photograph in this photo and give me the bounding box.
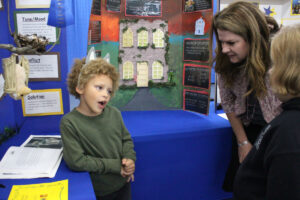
[184,0,195,12]
[125,0,162,17]
[291,0,300,15]
[24,136,62,149]
[184,0,212,12]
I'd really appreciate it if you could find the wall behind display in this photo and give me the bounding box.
[220,0,300,26]
[0,0,70,135]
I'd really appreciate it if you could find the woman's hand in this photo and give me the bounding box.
[238,142,252,163]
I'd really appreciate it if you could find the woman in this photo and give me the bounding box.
[210,1,281,192]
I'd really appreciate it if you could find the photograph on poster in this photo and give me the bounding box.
[291,0,300,15]
[15,0,50,9]
[183,89,209,115]
[183,38,209,62]
[14,11,58,43]
[183,64,211,89]
[22,135,62,149]
[184,0,212,12]
[22,89,64,116]
[91,0,101,15]
[21,52,61,81]
[88,21,101,44]
[125,0,162,17]
[106,0,121,12]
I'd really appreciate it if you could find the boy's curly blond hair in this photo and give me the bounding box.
[67,58,119,99]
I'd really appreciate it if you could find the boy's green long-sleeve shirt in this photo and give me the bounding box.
[60,105,136,196]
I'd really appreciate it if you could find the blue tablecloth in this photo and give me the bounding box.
[0,132,96,200]
[123,108,233,200]
[0,104,233,200]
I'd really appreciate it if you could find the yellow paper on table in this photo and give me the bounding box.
[8,179,68,200]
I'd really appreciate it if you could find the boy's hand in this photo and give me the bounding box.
[126,174,134,182]
[120,167,135,182]
[122,158,135,174]
[120,167,128,177]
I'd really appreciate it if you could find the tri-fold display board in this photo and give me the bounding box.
[86,0,214,114]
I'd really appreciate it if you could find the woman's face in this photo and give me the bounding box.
[217,29,249,64]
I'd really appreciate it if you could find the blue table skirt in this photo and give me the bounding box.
[0,103,233,200]
[122,108,233,200]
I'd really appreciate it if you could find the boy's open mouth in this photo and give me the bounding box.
[99,101,106,106]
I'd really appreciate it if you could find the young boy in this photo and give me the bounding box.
[233,24,300,199]
[60,56,136,200]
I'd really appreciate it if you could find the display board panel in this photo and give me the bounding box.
[183,39,209,62]
[106,0,121,12]
[183,89,209,115]
[183,64,211,89]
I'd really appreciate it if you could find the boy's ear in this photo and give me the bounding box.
[76,86,84,95]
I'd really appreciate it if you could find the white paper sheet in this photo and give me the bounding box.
[23,90,63,115]
[16,0,50,8]
[22,54,60,79]
[0,135,63,179]
[16,12,57,42]
[218,113,228,120]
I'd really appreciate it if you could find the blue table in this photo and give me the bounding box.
[0,132,96,200]
[123,107,233,200]
[0,104,233,200]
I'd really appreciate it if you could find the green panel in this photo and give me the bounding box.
[109,89,138,109]
[88,41,119,69]
[100,41,119,69]
[150,34,183,108]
